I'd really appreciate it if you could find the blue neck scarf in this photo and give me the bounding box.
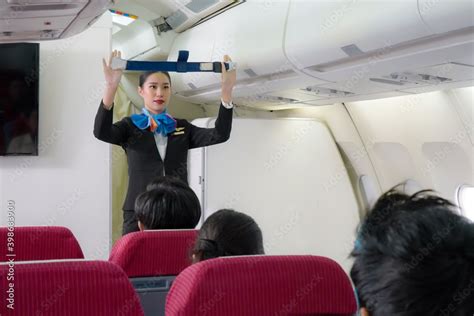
[131,108,177,136]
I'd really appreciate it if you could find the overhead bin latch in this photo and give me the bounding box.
[386,72,451,85]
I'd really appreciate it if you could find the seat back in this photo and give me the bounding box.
[165,255,357,316]
[109,230,198,316]
[0,226,84,261]
[0,260,144,316]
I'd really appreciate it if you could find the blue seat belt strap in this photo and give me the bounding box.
[111,50,235,73]
[176,50,189,72]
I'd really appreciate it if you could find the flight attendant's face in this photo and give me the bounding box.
[138,72,171,114]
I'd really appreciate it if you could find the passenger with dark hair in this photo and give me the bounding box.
[192,209,264,263]
[351,189,474,316]
[146,175,188,191]
[134,177,201,231]
[94,50,236,235]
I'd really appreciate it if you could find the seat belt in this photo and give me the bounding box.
[111,50,236,73]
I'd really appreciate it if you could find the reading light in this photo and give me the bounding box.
[251,95,299,103]
[303,86,354,97]
[110,9,137,26]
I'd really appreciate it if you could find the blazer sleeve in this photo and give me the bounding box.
[188,103,233,149]
[93,100,130,145]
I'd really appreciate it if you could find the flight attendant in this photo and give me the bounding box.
[94,50,236,235]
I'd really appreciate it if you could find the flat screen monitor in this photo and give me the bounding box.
[0,42,39,156]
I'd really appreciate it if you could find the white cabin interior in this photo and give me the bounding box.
[0,0,472,270]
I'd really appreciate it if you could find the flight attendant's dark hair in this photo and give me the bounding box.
[192,209,264,263]
[139,71,171,87]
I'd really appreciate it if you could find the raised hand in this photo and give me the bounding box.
[101,50,124,108]
[102,50,123,88]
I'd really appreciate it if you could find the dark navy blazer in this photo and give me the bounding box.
[93,101,232,210]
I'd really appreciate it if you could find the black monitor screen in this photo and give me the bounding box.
[0,43,39,156]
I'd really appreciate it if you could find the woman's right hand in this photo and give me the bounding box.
[101,50,123,109]
[102,50,123,87]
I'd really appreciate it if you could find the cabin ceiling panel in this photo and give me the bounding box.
[302,91,415,107]
[398,79,474,94]
[415,63,474,83]
[174,69,325,106]
[0,1,86,18]
[132,0,238,33]
[132,0,179,17]
[264,90,328,102]
[0,0,112,41]
[309,80,398,96]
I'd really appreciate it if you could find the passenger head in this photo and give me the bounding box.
[134,176,201,230]
[138,71,171,115]
[192,209,264,263]
[351,189,474,316]
[146,175,187,191]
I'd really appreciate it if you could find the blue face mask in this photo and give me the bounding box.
[354,287,361,312]
[131,108,177,136]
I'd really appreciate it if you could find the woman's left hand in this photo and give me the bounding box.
[221,55,236,103]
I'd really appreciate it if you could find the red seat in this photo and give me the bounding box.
[0,226,84,262]
[0,260,144,316]
[109,229,198,277]
[165,255,357,316]
[109,230,198,316]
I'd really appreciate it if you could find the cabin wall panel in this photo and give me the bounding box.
[0,14,113,259]
[271,104,383,216]
[346,88,474,201]
[200,103,383,216]
[190,118,360,272]
[448,86,474,145]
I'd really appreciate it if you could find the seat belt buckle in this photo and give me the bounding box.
[212,62,223,73]
[212,61,237,73]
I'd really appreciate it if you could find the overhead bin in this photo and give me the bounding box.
[284,0,474,78]
[167,25,218,96]
[418,0,474,34]
[279,0,474,100]
[167,0,473,105]
[168,0,328,103]
[284,0,431,74]
[133,0,237,33]
[114,19,177,61]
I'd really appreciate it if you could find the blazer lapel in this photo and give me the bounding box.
[143,130,164,162]
[164,124,185,162]
[164,131,178,163]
